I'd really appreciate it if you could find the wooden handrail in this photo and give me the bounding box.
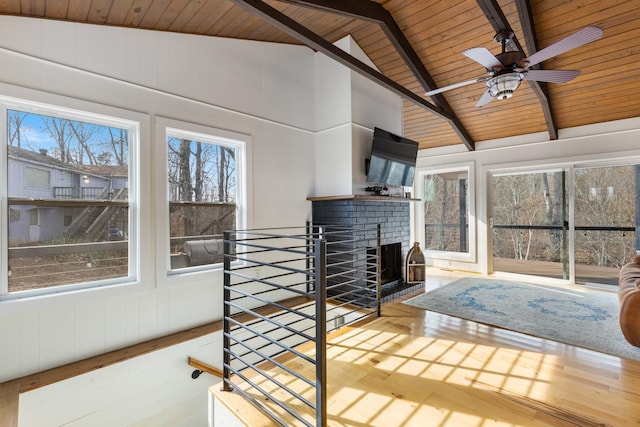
[188,357,224,378]
[0,295,311,427]
[17,320,223,393]
[0,381,19,427]
[0,320,223,427]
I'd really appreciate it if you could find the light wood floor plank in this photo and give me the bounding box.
[217,269,640,426]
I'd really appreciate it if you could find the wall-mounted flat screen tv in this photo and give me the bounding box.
[366,127,419,187]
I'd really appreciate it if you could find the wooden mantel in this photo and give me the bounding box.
[307,194,420,202]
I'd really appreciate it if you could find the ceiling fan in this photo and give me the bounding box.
[426,26,603,107]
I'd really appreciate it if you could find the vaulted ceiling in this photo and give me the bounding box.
[1,0,638,151]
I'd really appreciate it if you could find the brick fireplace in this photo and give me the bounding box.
[309,195,421,300]
[311,197,410,248]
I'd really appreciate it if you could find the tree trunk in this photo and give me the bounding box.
[179,139,194,235]
[194,142,203,201]
[542,173,563,261]
[218,147,227,202]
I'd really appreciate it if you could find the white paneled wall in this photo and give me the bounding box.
[0,14,319,426]
[313,35,402,197]
[18,332,223,427]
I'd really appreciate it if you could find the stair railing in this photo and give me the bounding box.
[221,224,379,426]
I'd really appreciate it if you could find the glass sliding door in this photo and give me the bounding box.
[491,170,568,280]
[574,164,638,285]
[490,163,640,285]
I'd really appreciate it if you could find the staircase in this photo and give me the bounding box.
[64,188,128,242]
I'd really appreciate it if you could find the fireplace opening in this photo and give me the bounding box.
[377,242,403,285]
[368,242,425,301]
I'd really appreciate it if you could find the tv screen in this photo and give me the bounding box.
[366,127,419,187]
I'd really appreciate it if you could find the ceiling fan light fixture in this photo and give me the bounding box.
[487,73,524,100]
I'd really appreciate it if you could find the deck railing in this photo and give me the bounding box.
[221,224,380,426]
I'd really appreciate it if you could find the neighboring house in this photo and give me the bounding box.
[7,145,128,245]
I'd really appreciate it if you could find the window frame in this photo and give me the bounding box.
[415,161,476,263]
[0,95,145,300]
[154,117,249,281]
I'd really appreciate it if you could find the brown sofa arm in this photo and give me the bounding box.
[619,255,640,347]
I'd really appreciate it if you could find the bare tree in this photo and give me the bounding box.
[69,121,98,165]
[423,174,466,252]
[8,111,30,148]
[542,172,565,262]
[219,147,235,202]
[493,167,635,271]
[106,127,128,166]
[575,165,635,268]
[194,141,203,201]
[178,139,193,201]
[43,117,75,163]
[492,174,541,260]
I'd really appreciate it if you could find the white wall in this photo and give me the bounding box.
[313,35,402,197]
[415,118,640,274]
[18,331,223,427]
[314,126,354,196]
[0,15,318,426]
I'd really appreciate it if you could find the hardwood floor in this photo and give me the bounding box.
[214,269,640,427]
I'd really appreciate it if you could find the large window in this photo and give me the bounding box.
[490,163,639,285]
[164,126,245,271]
[574,164,638,284]
[417,163,475,262]
[3,103,138,297]
[491,170,568,280]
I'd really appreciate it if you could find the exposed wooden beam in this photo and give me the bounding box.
[476,0,558,140]
[514,0,558,140]
[276,0,386,22]
[229,0,446,119]
[232,0,475,150]
[277,0,475,150]
[475,0,522,52]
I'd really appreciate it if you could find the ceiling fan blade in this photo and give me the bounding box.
[463,47,503,70]
[525,26,603,67]
[475,89,494,107]
[524,69,580,83]
[426,76,490,96]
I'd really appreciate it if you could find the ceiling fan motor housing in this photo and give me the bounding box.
[487,73,524,100]
[487,50,527,100]
[495,51,526,69]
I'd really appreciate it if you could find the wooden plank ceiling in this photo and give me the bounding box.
[1,0,638,151]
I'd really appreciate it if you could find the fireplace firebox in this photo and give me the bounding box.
[370,242,402,286]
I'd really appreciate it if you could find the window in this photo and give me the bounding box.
[28,209,39,226]
[3,102,138,296]
[9,208,20,222]
[25,167,50,189]
[416,163,475,262]
[163,125,245,271]
[63,207,73,227]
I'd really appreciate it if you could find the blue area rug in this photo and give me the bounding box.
[403,277,640,361]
